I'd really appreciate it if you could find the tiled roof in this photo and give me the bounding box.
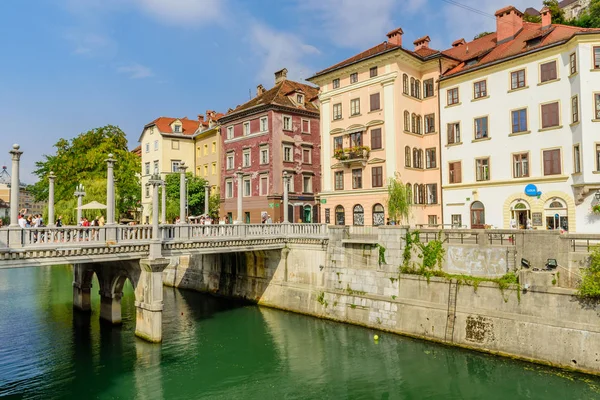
[559,0,580,7]
[145,117,201,136]
[442,21,600,77]
[131,145,141,156]
[524,7,540,16]
[223,80,319,117]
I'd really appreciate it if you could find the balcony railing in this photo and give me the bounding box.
[333,146,370,165]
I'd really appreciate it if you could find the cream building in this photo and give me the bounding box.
[439,6,600,232]
[193,110,223,193]
[309,30,446,227]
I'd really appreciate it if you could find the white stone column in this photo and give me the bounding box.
[382,78,397,180]
[47,171,56,227]
[9,144,22,227]
[235,168,244,224]
[105,153,116,225]
[148,174,163,258]
[178,162,188,223]
[204,183,210,216]
[74,184,86,225]
[161,182,166,224]
[283,172,291,223]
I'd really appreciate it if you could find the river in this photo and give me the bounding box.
[0,265,599,399]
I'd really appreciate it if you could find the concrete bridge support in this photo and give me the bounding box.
[73,264,93,312]
[135,259,169,343]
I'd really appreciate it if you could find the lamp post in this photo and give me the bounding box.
[204,183,210,216]
[161,181,166,224]
[105,153,116,225]
[74,184,86,225]
[235,168,244,224]
[283,171,291,224]
[9,144,22,227]
[47,171,56,227]
[178,162,188,223]
[186,178,189,220]
[147,174,163,240]
[595,191,600,202]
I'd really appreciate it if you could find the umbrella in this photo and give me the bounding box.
[76,201,107,210]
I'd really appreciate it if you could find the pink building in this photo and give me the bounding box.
[219,69,321,223]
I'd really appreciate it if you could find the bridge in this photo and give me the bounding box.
[0,223,328,342]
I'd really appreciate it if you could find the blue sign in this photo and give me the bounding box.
[524,184,541,197]
[555,214,560,219]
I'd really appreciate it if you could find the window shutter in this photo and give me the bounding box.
[371,128,382,149]
[370,93,380,111]
[447,125,453,144]
[456,162,461,183]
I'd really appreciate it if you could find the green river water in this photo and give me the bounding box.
[1,265,599,399]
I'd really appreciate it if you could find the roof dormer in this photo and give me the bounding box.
[171,119,182,133]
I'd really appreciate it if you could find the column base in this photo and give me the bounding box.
[100,292,122,324]
[73,283,92,312]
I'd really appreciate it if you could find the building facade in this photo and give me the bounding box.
[219,69,321,224]
[308,30,444,227]
[194,110,223,193]
[439,6,600,232]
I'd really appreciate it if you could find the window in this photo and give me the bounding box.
[415,80,421,99]
[371,166,383,187]
[353,204,364,226]
[473,80,487,99]
[350,98,360,116]
[204,164,208,176]
[286,175,295,192]
[412,148,423,169]
[425,148,436,169]
[212,141,216,153]
[425,114,435,133]
[447,88,459,106]
[297,94,304,104]
[154,140,159,151]
[370,66,378,77]
[405,146,411,167]
[540,61,557,83]
[260,117,268,132]
[333,103,342,120]
[411,113,417,133]
[451,214,462,228]
[145,143,150,153]
[335,205,345,225]
[145,185,150,198]
[243,149,251,167]
[424,79,434,98]
[474,116,489,139]
[283,116,292,130]
[513,153,529,178]
[570,53,577,75]
[447,122,460,144]
[144,162,150,175]
[226,153,234,170]
[243,178,251,197]
[350,72,358,83]
[283,145,293,162]
[227,126,234,140]
[370,93,380,111]
[543,149,561,176]
[174,125,181,133]
[410,77,415,97]
[404,111,410,132]
[595,93,600,119]
[242,121,250,136]
[260,147,269,164]
[511,109,528,133]
[373,204,385,226]
[541,102,560,129]
[416,115,422,134]
[594,47,600,69]
[476,158,490,181]
[204,144,208,155]
[302,119,310,133]
[572,96,579,124]
[349,131,363,147]
[574,144,581,173]
[171,140,180,150]
[333,136,343,151]
[371,128,382,150]
[302,148,311,163]
[260,175,268,196]
[211,162,216,174]
[153,160,159,174]
[225,180,233,198]
[511,69,526,90]
[403,74,409,94]
[352,169,362,189]
[334,171,344,190]
[448,162,461,184]
[303,176,312,193]
[333,78,340,89]
[171,160,180,172]
[426,184,438,204]
[414,184,425,204]
[428,215,438,226]
[596,144,600,172]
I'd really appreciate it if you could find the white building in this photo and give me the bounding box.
[439,6,600,232]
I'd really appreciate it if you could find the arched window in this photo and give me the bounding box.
[335,205,345,226]
[405,146,411,167]
[470,201,485,229]
[410,77,416,97]
[353,204,365,226]
[403,74,409,94]
[415,80,421,99]
[420,184,425,204]
[510,199,530,229]
[411,113,417,133]
[413,148,418,168]
[373,204,385,226]
[406,183,412,204]
[418,149,424,169]
[413,183,419,204]
[545,198,568,231]
[404,111,410,131]
[416,115,422,134]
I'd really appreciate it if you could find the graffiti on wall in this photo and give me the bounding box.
[445,246,507,277]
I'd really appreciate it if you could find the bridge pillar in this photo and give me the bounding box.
[135,258,169,343]
[100,291,122,324]
[73,263,94,312]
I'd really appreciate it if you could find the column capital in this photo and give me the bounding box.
[178,161,188,173]
[105,153,116,166]
[9,144,22,161]
[48,171,56,181]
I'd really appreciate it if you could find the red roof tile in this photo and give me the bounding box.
[145,117,200,135]
[413,35,431,45]
[132,145,141,156]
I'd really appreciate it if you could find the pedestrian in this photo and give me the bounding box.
[266,214,272,224]
[18,214,27,228]
[99,216,105,226]
[56,216,63,227]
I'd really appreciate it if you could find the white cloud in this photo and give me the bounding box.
[66,32,117,57]
[133,0,225,25]
[250,23,320,84]
[117,63,154,79]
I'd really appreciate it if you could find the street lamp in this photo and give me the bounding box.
[185,178,189,219]
[74,184,86,224]
[595,190,600,202]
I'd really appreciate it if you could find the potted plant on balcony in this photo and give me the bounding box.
[333,148,348,161]
[592,204,600,215]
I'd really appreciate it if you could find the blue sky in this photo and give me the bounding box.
[0,0,535,183]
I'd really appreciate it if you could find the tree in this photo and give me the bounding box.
[31,125,140,225]
[570,0,600,27]
[474,31,494,40]
[577,246,600,299]
[163,173,210,222]
[387,177,411,225]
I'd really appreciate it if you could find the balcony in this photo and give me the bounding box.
[333,146,370,167]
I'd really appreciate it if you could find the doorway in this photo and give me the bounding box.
[303,205,312,223]
[510,200,530,229]
[470,201,485,229]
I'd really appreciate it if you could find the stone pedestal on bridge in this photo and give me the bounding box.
[135,258,169,343]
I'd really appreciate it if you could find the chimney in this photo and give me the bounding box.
[198,114,205,123]
[495,6,524,44]
[452,38,466,47]
[386,27,404,46]
[274,68,288,85]
[257,84,265,96]
[540,6,552,29]
[413,35,431,51]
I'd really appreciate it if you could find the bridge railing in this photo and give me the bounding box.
[118,225,153,242]
[159,223,327,240]
[21,227,107,246]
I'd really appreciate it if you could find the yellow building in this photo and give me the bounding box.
[193,110,223,193]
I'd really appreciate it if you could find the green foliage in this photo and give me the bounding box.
[316,291,328,308]
[163,173,210,222]
[577,246,600,299]
[346,284,366,296]
[523,13,541,23]
[402,229,446,271]
[543,0,567,24]
[474,31,494,40]
[569,0,600,27]
[376,244,387,266]
[31,125,140,224]
[387,177,410,225]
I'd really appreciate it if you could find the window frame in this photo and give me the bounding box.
[447,122,461,145]
[144,162,150,175]
[542,148,562,176]
[510,69,526,90]
[594,92,600,120]
[540,100,561,129]
[225,179,233,199]
[332,78,340,89]
[334,171,344,190]
[512,152,530,178]
[593,46,600,70]
[154,140,159,151]
[171,160,181,173]
[350,72,358,84]
[369,66,378,78]
[369,92,380,112]
[595,143,600,172]
[226,126,234,140]
[370,128,382,150]
[282,115,292,131]
[171,139,180,150]
[352,168,362,189]
[302,148,312,164]
[571,95,579,124]
[243,121,250,136]
[260,117,268,132]
[243,177,251,197]
[511,108,528,134]
[448,161,462,184]
[423,78,434,98]
[283,144,293,162]
[424,114,435,134]
[473,79,487,99]
[226,152,235,170]
[371,166,383,188]
[475,157,490,182]
[569,52,577,75]
[426,183,438,205]
[260,146,269,165]
[333,136,343,151]
[333,103,342,120]
[474,116,489,139]
[350,98,361,116]
[259,175,269,196]
[539,60,558,83]
[447,87,459,106]
[573,144,581,174]
[302,175,313,193]
[425,148,436,169]
[301,119,310,134]
[242,148,251,167]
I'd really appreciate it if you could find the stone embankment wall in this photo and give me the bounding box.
[163,227,600,376]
